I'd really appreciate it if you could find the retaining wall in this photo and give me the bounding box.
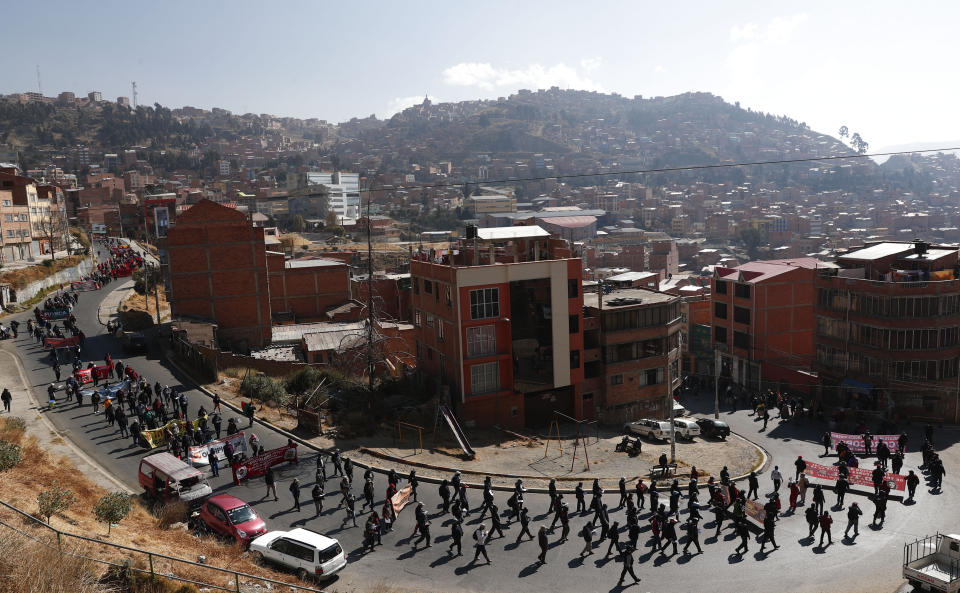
[12,257,94,304]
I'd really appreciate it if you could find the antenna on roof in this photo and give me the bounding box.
[35,65,42,96]
[131,81,138,109]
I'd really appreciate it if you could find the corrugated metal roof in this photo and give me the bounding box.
[476,226,550,241]
[272,321,365,344]
[539,216,597,229]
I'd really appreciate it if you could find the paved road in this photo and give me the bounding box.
[3,245,957,593]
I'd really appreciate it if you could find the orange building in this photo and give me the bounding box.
[410,226,584,429]
[711,257,824,396]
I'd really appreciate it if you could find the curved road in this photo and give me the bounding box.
[3,243,956,593]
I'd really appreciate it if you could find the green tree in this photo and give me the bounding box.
[94,492,133,535]
[850,132,869,154]
[324,210,340,228]
[37,481,76,523]
[739,227,765,261]
[291,214,306,233]
[838,125,848,140]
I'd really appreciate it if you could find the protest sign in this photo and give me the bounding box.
[231,444,298,485]
[391,485,414,515]
[187,432,248,466]
[830,432,899,455]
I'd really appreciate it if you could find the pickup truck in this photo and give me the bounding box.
[904,533,960,592]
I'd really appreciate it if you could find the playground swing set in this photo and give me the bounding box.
[543,410,598,472]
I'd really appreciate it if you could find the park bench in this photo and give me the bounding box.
[650,463,678,479]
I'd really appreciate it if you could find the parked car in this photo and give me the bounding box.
[250,528,347,581]
[672,401,687,416]
[623,419,672,440]
[197,494,267,546]
[695,418,731,439]
[672,418,701,439]
[121,331,147,354]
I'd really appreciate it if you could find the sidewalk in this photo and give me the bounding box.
[0,344,132,493]
[96,279,135,327]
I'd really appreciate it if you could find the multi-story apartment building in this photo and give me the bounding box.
[302,172,360,220]
[0,171,67,257]
[410,225,584,429]
[711,257,822,397]
[581,288,682,424]
[814,241,960,420]
[0,189,31,262]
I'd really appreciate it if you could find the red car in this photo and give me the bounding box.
[197,494,267,546]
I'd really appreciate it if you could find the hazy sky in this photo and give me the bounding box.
[2,1,958,149]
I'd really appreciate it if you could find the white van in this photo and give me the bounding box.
[673,418,701,440]
[250,528,347,581]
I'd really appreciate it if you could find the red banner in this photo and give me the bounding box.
[804,461,905,491]
[125,367,139,381]
[43,335,81,350]
[93,365,111,380]
[744,498,766,524]
[70,280,100,291]
[391,485,413,515]
[231,444,298,485]
[830,432,899,455]
[74,369,92,384]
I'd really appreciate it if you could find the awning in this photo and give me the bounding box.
[841,378,873,395]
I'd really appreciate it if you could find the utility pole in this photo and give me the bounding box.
[131,81,138,109]
[36,65,42,96]
[153,263,161,326]
[714,349,721,419]
[669,331,676,463]
[365,186,375,401]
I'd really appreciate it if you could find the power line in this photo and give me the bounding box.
[359,146,960,194]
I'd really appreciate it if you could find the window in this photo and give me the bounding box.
[1,200,10,206]
[733,331,750,349]
[637,367,664,387]
[470,288,499,320]
[569,314,579,334]
[470,362,499,395]
[568,279,579,298]
[445,286,452,307]
[424,280,432,294]
[715,280,728,294]
[414,311,421,326]
[2,215,10,222]
[437,321,444,341]
[714,326,727,344]
[570,350,580,369]
[426,314,434,327]
[5,230,13,238]
[734,283,751,299]
[734,306,751,324]
[466,325,496,358]
[714,302,727,319]
[611,374,623,385]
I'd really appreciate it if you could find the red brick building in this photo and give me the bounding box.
[711,257,823,397]
[410,226,584,429]
[168,200,273,350]
[815,241,960,419]
[168,200,354,351]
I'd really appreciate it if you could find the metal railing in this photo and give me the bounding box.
[0,498,323,593]
[904,533,960,582]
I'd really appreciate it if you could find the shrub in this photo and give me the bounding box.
[93,492,133,534]
[0,440,23,472]
[3,416,26,432]
[240,373,288,406]
[37,481,77,523]
[285,366,326,395]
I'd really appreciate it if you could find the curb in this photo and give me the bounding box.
[162,354,771,495]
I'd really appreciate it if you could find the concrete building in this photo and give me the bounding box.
[410,225,584,429]
[0,189,32,262]
[582,289,683,423]
[303,172,360,220]
[466,195,517,216]
[814,241,960,420]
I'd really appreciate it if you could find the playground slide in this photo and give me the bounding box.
[440,404,476,458]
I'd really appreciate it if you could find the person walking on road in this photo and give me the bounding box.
[747,471,759,500]
[516,506,533,543]
[289,478,301,512]
[448,519,463,556]
[312,483,324,515]
[835,476,849,508]
[794,456,807,481]
[873,494,888,527]
[760,513,779,553]
[617,543,640,585]
[734,519,750,555]
[472,524,491,564]
[818,511,833,547]
[660,518,679,556]
[682,517,702,555]
[580,521,596,556]
[812,484,825,515]
[844,502,862,538]
[906,470,920,502]
[265,467,278,501]
[408,470,418,502]
[344,493,357,527]
[413,515,432,548]
[212,393,221,412]
[537,526,549,564]
[821,431,832,456]
[1,388,11,413]
[575,481,586,513]
[771,466,783,492]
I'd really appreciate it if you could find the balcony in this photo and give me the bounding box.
[584,347,601,363]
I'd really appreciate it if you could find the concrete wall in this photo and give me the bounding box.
[12,257,94,304]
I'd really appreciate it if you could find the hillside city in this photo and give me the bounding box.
[1,82,960,593]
